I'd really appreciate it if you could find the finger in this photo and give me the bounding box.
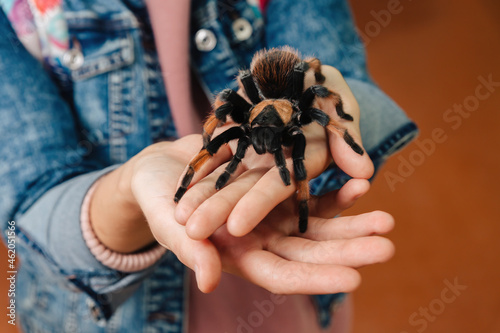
[184,169,267,240]
[305,66,374,179]
[266,234,395,268]
[227,165,295,237]
[235,249,361,295]
[175,160,246,225]
[304,66,360,128]
[328,129,374,179]
[227,127,331,237]
[303,211,395,241]
[309,178,370,218]
[134,186,222,293]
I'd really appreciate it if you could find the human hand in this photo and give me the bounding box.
[207,179,395,294]
[92,134,392,294]
[174,65,374,238]
[90,135,222,290]
[132,141,394,294]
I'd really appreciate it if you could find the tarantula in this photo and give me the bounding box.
[174,47,363,233]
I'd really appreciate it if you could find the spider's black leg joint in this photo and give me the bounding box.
[174,187,187,202]
[298,201,309,233]
[306,57,326,84]
[219,89,252,124]
[298,85,330,110]
[239,70,261,105]
[291,131,309,233]
[174,167,195,202]
[214,101,233,121]
[273,147,291,186]
[291,61,308,100]
[343,130,364,155]
[291,132,307,182]
[299,86,354,121]
[304,107,330,127]
[206,126,245,155]
[216,136,250,189]
[314,71,325,84]
[334,98,353,121]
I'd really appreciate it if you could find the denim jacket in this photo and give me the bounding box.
[0,0,417,332]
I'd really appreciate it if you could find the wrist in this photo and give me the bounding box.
[90,161,155,253]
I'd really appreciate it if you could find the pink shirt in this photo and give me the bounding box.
[188,271,351,332]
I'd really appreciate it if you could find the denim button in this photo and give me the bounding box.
[195,29,217,52]
[232,18,252,41]
[62,47,84,70]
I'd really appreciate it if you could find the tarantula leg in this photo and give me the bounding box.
[297,180,310,233]
[203,89,253,146]
[325,117,364,155]
[273,147,291,186]
[304,57,326,84]
[222,89,253,124]
[342,129,364,155]
[299,85,353,121]
[302,107,364,155]
[291,62,307,100]
[216,136,250,189]
[291,131,309,233]
[291,58,326,100]
[239,70,262,104]
[174,149,211,202]
[300,107,329,127]
[202,114,223,147]
[174,127,245,202]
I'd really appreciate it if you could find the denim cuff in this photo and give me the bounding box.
[15,166,158,320]
[310,78,418,195]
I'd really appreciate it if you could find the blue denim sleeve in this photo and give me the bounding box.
[265,0,418,195]
[0,10,150,316]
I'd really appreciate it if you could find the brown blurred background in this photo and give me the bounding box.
[347,0,500,332]
[1,0,499,332]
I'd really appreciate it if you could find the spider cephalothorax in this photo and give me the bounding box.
[174,47,363,233]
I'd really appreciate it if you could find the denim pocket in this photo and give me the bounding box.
[69,32,134,81]
[64,12,138,81]
[62,11,142,163]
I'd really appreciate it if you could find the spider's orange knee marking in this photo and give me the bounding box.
[203,114,219,138]
[212,98,225,110]
[296,179,310,202]
[328,91,341,105]
[315,90,340,110]
[305,57,321,70]
[326,118,343,133]
[190,149,211,172]
[305,57,325,83]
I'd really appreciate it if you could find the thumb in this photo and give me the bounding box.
[328,127,374,179]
